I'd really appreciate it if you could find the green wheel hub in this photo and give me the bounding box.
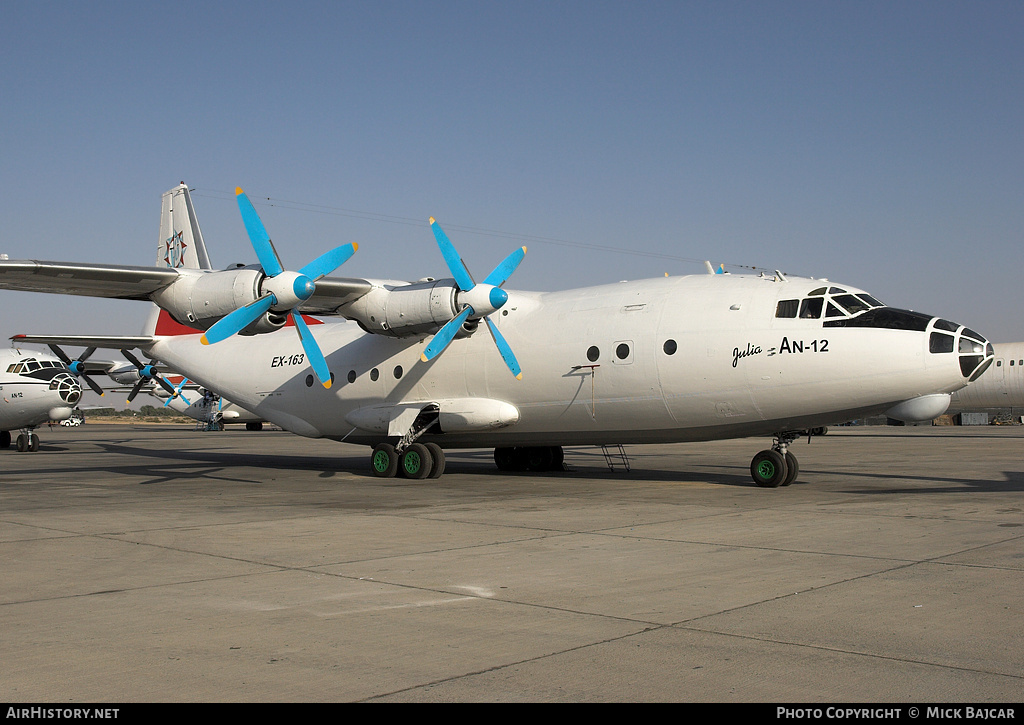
[402,451,423,475]
[373,450,392,472]
[756,460,776,480]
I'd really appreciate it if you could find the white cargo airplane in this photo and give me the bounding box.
[0,347,82,451]
[948,342,1024,413]
[2,183,995,486]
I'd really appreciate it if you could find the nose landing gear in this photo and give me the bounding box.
[750,432,800,488]
[14,428,40,453]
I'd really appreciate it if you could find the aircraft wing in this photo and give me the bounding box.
[298,275,375,314]
[0,259,374,314]
[0,260,180,299]
[10,333,155,350]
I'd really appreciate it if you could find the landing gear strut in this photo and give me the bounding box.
[15,429,40,453]
[750,432,800,488]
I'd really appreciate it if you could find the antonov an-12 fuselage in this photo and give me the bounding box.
[4,183,994,486]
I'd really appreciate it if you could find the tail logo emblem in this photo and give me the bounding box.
[164,230,187,268]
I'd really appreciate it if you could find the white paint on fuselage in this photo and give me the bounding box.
[148,274,979,448]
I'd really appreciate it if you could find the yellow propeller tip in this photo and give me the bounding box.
[522,246,527,254]
[352,242,359,252]
[515,373,523,380]
[428,217,435,224]
[420,353,429,362]
[235,187,244,195]
[322,380,332,390]
[200,336,209,345]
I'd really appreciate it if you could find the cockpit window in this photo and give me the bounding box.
[856,294,884,307]
[930,332,955,353]
[962,328,985,343]
[823,307,932,331]
[799,298,823,319]
[808,287,827,296]
[825,302,845,318]
[833,294,871,315]
[25,360,40,372]
[959,337,985,354]
[933,319,960,332]
[775,299,799,318]
[827,287,847,294]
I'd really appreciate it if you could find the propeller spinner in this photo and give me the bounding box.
[120,350,177,403]
[199,188,358,389]
[421,218,525,379]
[48,345,105,396]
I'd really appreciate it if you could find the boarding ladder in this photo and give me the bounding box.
[601,444,630,472]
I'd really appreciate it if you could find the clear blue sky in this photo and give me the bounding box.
[3,0,1022,358]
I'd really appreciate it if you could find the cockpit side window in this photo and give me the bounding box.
[775,299,799,318]
[930,332,955,353]
[799,298,823,319]
[825,302,845,318]
[934,319,960,332]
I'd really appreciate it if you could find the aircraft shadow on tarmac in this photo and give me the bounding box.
[47,441,1019,494]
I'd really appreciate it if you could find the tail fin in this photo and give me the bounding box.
[158,182,212,270]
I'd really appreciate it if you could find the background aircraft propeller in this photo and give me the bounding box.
[48,344,105,396]
[120,350,177,403]
[421,218,525,379]
[199,188,357,389]
[163,377,192,407]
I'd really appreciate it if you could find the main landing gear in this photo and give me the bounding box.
[371,441,446,480]
[750,432,800,488]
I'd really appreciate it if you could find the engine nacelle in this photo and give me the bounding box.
[152,266,265,331]
[340,279,460,337]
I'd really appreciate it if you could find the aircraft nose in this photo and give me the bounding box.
[930,320,994,382]
[49,372,82,405]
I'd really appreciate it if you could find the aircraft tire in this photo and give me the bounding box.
[371,443,399,478]
[0,431,10,449]
[424,443,445,478]
[16,435,27,453]
[494,447,516,471]
[29,435,39,452]
[750,449,788,488]
[245,422,264,431]
[525,446,554,472]
[400,443,432,480]
[782,451,799,486]
[550,446,565,470]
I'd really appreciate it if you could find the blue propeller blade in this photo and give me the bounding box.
[299,242,358,281]
[485,318,522,379]
[291,312,332,388]
[430,218,476,291]
[236,188,284,277]
[483,246,527,287]
[201,295,276,345]
[421,306,473,362]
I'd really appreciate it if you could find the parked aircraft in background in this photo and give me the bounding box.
[1,183,995,485]
[948,342,1024,415]
[0,348,82,451]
